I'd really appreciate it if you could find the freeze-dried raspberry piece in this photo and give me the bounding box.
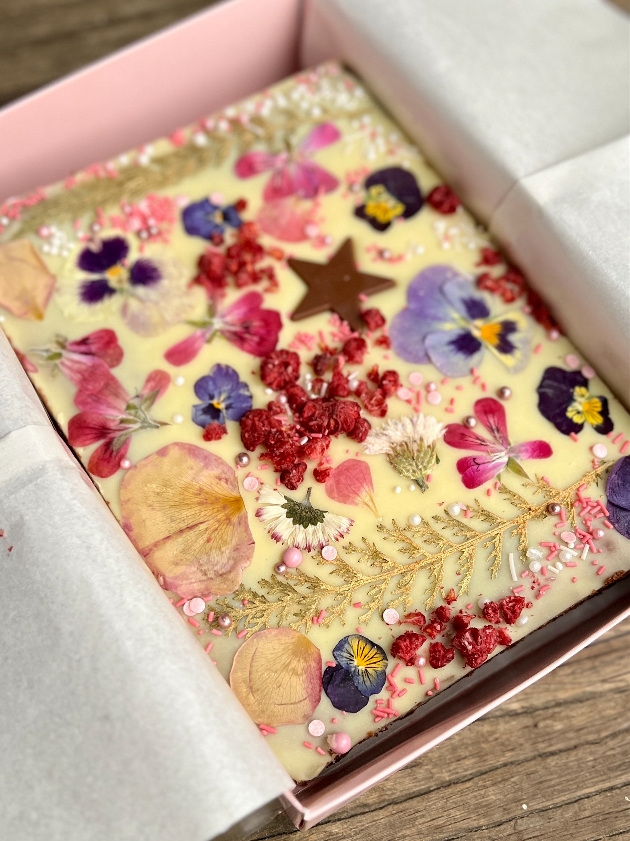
[328,370,350,398]
[429,642,455,669]
[452,625,498,669]
[262,430,301,471]
[311,353,334,376]
[427,184,461,214]
[302,436,331,461]
[452,613,474,631]
[367,364,380,384]
[280,461,307,490]
[342,336,368,364]
[433,605,451,623]
[481,601,501,624]
[240,408,281,451]
[391,631,426,666]
[313,466,333,483]
[374,334,391,349]
[379,370,401,397]
[499,595,525,624]
[362,387,388,418]
[361,308,386,331]
[402,611,426,628]
[260,349,301,390]
[202,422,227,441]
[331,399,360,434]
[423,621,444,639]
[299,398,332,435]
[285,384,309,413]
[445,588,458,605]
[477,247,503,267]
[347,417,371,443]
[496,628,512,647]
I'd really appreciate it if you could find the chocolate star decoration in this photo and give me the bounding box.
[288,238,395,332]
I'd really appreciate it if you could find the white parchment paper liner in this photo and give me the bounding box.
[0,331,292,841]
[303,0,630,403]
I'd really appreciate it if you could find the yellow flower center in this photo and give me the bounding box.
[105,264,128,289]
[364,184,405,224]
[479,321,503,347]
[566,386,603,427]
[350,636,386,671]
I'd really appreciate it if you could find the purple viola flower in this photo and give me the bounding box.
[354,167,423,232]
[536,367,613,436]
[606,457,630,539]
[322,664,369,713]
[182,197,243,241]
[78,236,163,305]
[192,364,252,427]
[390,265,531,377]
[322,634,388,712]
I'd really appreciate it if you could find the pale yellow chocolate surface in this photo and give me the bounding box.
[1,63,628,782]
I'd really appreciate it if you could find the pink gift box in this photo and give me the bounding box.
[0,0,628,832]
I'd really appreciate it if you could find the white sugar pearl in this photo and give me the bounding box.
[447,503,461,517]
[172,414,184,424]
[558,550,573,564]
[529,560,542,573]
[408,483,416,491]
[516,615,529,627]
[393,486,402,494]
[174,375,186,387]
[477,597,490,609]
[555,562,564,571]
[408,514,422,526]
[382,608,400,625]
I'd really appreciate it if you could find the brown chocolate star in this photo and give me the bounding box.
[288,238,395,332]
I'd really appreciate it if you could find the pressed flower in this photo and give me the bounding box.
[181,196,243,241]
[332,634,388,696]
[235,122,340,201]
[255,485,353,551]
[605,457,630,539]
[68,369,170,478]
[229,628,322,726]
[30,329,123,391]
[322,664,369,712]
[164,291,282,366]
[255,196,319,242]
[0,239,56,320]
[390,265,531,376]
[120,442,254,596]
[444,397,552,489]
[57,234,200,336]
[354,167,423,231]
[536,367,613,436]
[324,459,379,516]
[192,364,253,428]
[363,413,445,491]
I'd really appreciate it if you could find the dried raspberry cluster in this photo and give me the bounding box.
[390,595,526,671]
[192,215,283,298]
[238,316,399,490]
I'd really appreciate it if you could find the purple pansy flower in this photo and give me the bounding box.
[182,197,243,241]
[606,457,630,539]
[536,367,613,436]
[390,265,531,376]
[322,634,387,712]
[354,167,423,232]
[192,364,252,427]
[78,236,161,304]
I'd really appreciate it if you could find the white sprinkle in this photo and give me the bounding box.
[172,414,184,424]
[383,608,400,625]
[547,564,561,574]
[529,560,542,573]
[447,503,461,517]
[581,544,590,561]
[393,486,402,494]
[516,615,529,627]
[508,552,517,582]
[264,388,274,395]
[173,375,186,387]
[526,547,543,560]
[408,514,422,526]
[308,719,326,737]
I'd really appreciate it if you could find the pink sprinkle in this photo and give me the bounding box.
[352,602,362,608]
[356,626,363,634]
[464,508,471,518]
[303,741,313,749]
[578,483,588,492]
[315,747,327,756]
[326,660,336,668]
[317,609,326,623]
[486,488,492,497]
[603,520,614,529]
[472,375,481,385]
[456,384,464,391]
[444,406,455,413]
[534,343,543,354]
[621,440,629,454]
[511,585,524,594]
[207,611,215,623]
[211,629,223,636]
[188,618,200,628]
[481,382,488,392]
[397,688,408,697]
[612,432,624,444]
[470,367,478,376]
[418,668,426,685]
[204,642,213,654]
[541,566,548,576]
[597,566,606,576]
[175,598,187,607]
[466,603,473,610]
[541,476,551,485]
[358,293,368,302]
[540,541,556,547]
[426,474,432,482]
[569,432,579,442]
[520,571,530,579]
[434,678,440,691]
[404,677,415,684]
[571,577,578,583]
[565,561,578,567]
[332,717,338,724]
[242,599,248,606]
[236,629,248,639]
[260,724,276,735]
[391,663,402,676]
[539,585,551,594]
[426,690,434,696]
[441,377,450,385]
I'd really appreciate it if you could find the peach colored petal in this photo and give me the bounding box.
[230,628,322,726]
[120,442,254,597]
[0,239,55,319]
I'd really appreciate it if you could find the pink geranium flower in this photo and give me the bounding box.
[164,291,282,366]
[30,329,123,392]
[234,122,341,201]
[444,397,552,489]
[68,369,170,478]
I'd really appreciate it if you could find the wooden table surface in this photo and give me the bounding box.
[1,2,628,840]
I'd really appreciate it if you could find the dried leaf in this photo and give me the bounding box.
[325,459,379,516]
[120,442,254,597]
[0,239,55,319]
[229,628,322,725]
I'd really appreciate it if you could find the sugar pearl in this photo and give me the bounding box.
[427,391,442,405]
[235,452,251,467]
[548,329,560,341]
[173,375,186,387]
[414,655,426,667]
[120,458,132,470]
[328,732,352,754]
[321,545,337,561]
[447,503,461,517]
[408,484,416,491]
[592,528,605,540]
[516,615,529,627]
[382,608,400,625]
[592,443,608,459]
[393,486,402,494]
[565,354,580,370]
[464,416,477,428]
[217,613,232,629]
[581,365,595,379]
[497,386,512,400]
[477,597,490,608]
[529,560,542,573]
[408,514,422,526]
[425,381,437,392]
[283,547,303,568]
[172,414,184,424]
[308,719,326,738]
[243,476,259,492]
[408,371,423,386]
[559,550,573,563]
[546,502,562,515]
[274,562,287,575]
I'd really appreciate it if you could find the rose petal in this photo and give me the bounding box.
[229,628,322,726]
[120,442,254,597]
[0,240,56,320]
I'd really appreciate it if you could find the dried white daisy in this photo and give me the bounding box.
[363,413,445,491]
[255,485,353,552]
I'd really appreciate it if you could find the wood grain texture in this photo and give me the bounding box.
[0,2,628,839]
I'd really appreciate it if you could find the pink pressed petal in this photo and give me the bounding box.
[234,150,277,179]
[65,329,123,368]
[262,166,296,202]
[299,122,341,154]
[221,290,264,322]
[474,398,510,448]
[457,454,508,489]
[74,372,129,415]
[164,328,211,366]
[221,307,282,357]
[443,423,501,452]
[140,370,170,402]
[290,161,339,199]
[67,412,125,447]
[87,435,131,479]
[59,355,111,392]
[509,440,553,460]
[255,197,313,242]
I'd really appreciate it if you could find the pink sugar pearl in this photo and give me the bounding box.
[283,547,303,568]
[328,732,352,754]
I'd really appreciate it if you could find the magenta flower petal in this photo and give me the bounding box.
[140,369,170,402]
[219,291,282,357]
[299,122,341,153]
[510,440,553,460]
[474,398,510,448]
[74,372,130,415]
[256,197,312,242]
[87,435,131,479]
[67,412,125,447]
[290,161,339,198]
[443,423,501,452]
[263,166,296,202]
[65,329,123,368]
[457,455,508,489]
[234,150,277,179]
[164,328,211,366]
[59,356,112,392]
